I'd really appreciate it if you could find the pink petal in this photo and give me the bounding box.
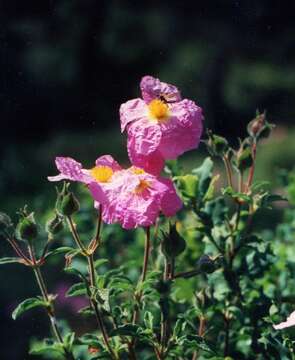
[273,311,295,330]
[140,75,181,103]
[48,157,91,183]
[120,98,147,132]
[158,178,183,216]
[158,99,203,159]
[95,155,122,172]
[127,118,162,156]
[127,137,165,176]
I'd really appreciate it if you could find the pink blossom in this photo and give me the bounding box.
[120,75,203,174]
[48,156,182,229]
[90,166,182,229]
[273,311,295,330]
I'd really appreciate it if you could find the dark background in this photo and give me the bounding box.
[1,0,295,358]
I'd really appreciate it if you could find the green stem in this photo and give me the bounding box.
[27,243,75,360]
[66,216,87,253]
[222,156,233,188]
[88,254,117,359]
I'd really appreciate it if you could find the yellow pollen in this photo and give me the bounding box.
[134,179,150,194]
[148,99,169,121]
[131,167,145,175]
[90,166,113,183]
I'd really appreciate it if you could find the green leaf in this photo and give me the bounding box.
[77,333,103,348]
[109,324,140,337]
[177,174,199,198]
[0,257,22,265]
[64,332,75,351]
[192,157,213,200]
[78,306,94,316]
[66,282,87,297]
[144,311,154,330]
[30,340,65,359]
[94,258,109,269]
[12,297,47,320]
[45,246,76,259]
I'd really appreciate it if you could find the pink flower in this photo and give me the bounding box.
[120,75,203,174]
[48,155,122,184]
[273,311,295,330]
[48,156,182,229]
[90,166,182,229]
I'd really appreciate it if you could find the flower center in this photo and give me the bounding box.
[148,99,169,121]
[90,166,113,183]
[131,167,145,175]
[134,179,150,194]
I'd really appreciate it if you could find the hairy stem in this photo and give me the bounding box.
[87,254,117,359]
[27,243,75,360]
[222,156,233,188]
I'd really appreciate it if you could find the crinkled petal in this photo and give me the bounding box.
[127,118,162,155]
[120,98,147,132]
[48,157,92,183]
[158,178,183,216]
[95,155,122,172]
[158,99,203,159]
[140,75,181,103]
[273,311,295,330]
[88,182,108,205]
[127,137,165,175]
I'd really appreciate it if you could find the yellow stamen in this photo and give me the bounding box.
[90,166,113,183]
[134,179,150,194]
[131,167,145,175]
[148,99,169,121]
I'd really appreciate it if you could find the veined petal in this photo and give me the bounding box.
[127,119,162,155]
[140,75,181,103]
[120,98,147,132]
[273,311,295,330]
[158,99,203,159]
[48,157,92,183]
[127,137,165,176]
[95,155,122,172]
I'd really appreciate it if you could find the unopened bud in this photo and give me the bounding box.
[161,223,186,259]
[247,112,274,140]
[55,183,80,216]
[206,131,228,156]
[60,192,80,216]
[46,213,64,235]
[237,147,253,171]
[16,211,38,241]
[197,255,216,274]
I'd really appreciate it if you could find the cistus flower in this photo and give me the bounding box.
[273,311,295,330]
[120,75,203,175]
[48,156,182,229]
[89,166,183,229]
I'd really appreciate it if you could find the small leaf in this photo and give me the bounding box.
[12,297,47,320]
[45,247,76,259]
[64,332,75,351]
[94,258,109,269]
[109,324,140,337]
[144,311,154,330]
[66,282,87,297]
[0,257,22,265]
[30,340,65,358]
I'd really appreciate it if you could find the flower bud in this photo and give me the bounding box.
[196,255,216,274]
[236,147,253,171]
[46,213,64,235]
[0,212,13,232]
[16,211,38,241]
[206,130,228,156]
[55,183,80,216]
[60,192,80,216]
[247,112,274,140]
[161,223,186,259]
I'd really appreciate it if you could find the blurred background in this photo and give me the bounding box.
[1,0,295,358]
